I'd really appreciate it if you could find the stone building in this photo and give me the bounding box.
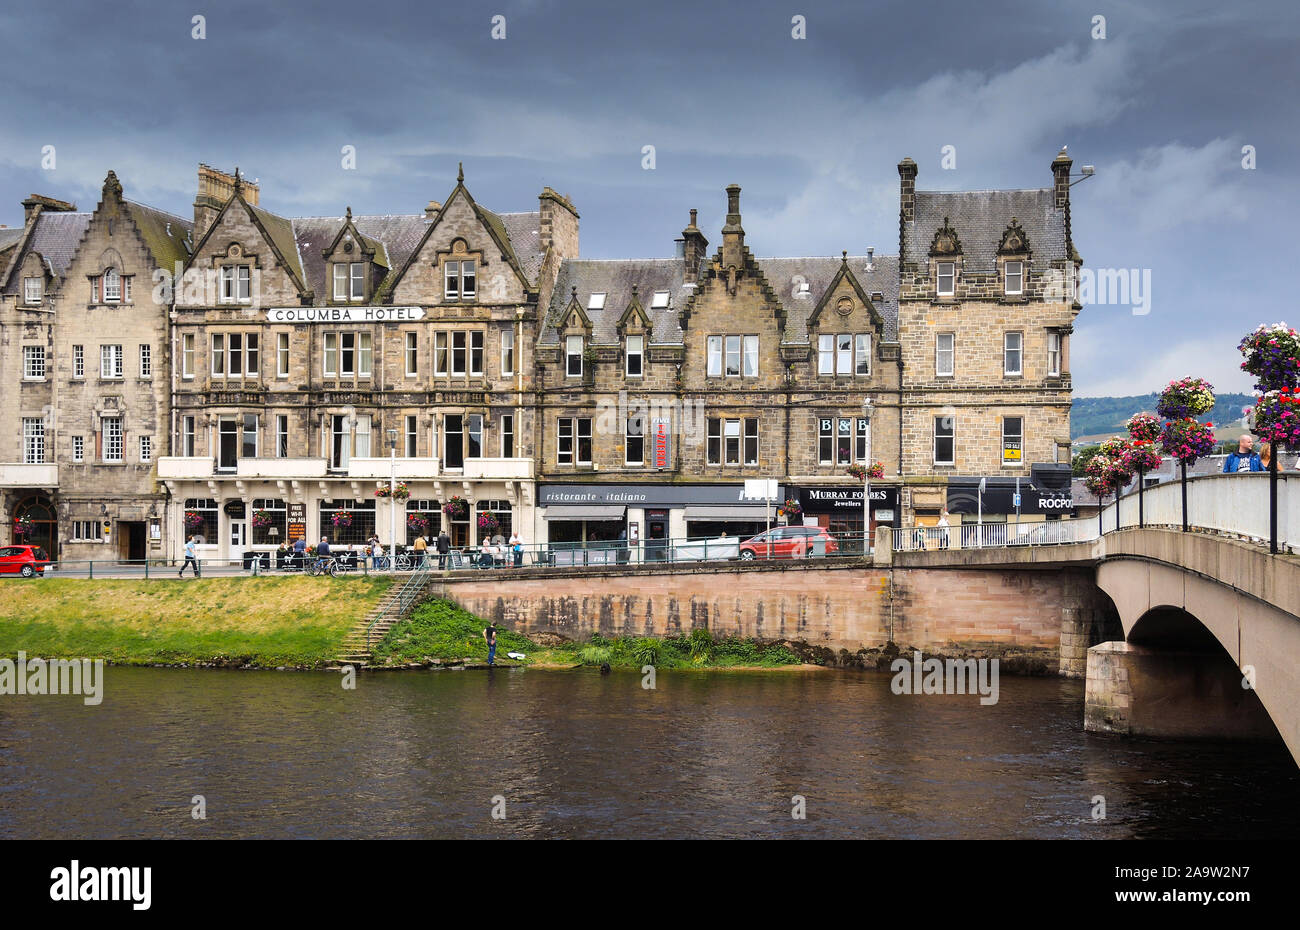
[0,177,189,562]
[157,164,568,564]
[0,150,1080,563]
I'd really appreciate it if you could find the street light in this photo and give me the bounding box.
[862,397,872,555]
[387,428,398,568]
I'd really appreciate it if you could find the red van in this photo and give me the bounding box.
[0,544,52,577]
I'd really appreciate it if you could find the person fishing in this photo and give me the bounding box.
[483,622,497,666]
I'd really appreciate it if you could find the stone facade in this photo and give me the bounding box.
[0,151,1081,562]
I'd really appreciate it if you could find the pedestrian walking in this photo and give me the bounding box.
[179,536,201,578]
[483,622,497,666]
[937,510,951,550]
[436,529,451,569]
[1223,435,1263,473]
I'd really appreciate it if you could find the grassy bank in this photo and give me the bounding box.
[373,599,803,669]
[0,577,391,668]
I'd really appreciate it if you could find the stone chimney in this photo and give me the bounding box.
[720,185,744,272]
[1052,147,1072,209]
[193,164,259,241]
[681,208,709,285]
[539,187,579,260]
[22,194,77,226]
[897,157,918,224]
[425,200,441,221]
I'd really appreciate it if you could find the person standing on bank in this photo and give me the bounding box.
[179,536,200,578]
[436,528,451,569]
[1223,435,1263,473]
[483,621,497,666]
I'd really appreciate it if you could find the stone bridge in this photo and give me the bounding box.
[438,525,1298,764]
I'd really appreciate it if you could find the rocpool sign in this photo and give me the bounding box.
[945,481,1074,515]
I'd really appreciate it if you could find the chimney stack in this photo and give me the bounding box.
[1052,147,1072,209]
[425,200,441,221]
[539,186,580,260]
[681,207,709,285]
[193,164,259,241]
[22,194,77,226]
[721,185,744,272]
[897,158,918,224]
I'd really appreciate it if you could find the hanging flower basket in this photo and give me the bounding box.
[1084,453,1115,497]
[443,496,468,519]
[375,482,411,500]
[477,512,500,534]
[777,498,802,519]
[251,509,273,529]
[846,462,884,481]
[13,514,33,536]
[184,510,205,530]
[1238,323,1300,392]
[1096,436,1128,459]
[330,511,353,529]
[1160,418,1216,465]
[1125,412,1161,443]
[1156,377,1216,420]
[1119,439,1162,474]
[1250,389,1300,446]
[406,513,430,533]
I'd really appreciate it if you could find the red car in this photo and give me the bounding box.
[0,544,52,577]
[738,526,839,560]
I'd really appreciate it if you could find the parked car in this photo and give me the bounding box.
[738,526,839,560]
[0,544,52,577]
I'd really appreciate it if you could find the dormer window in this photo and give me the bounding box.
[650,291,669,309]
[334,262,366,301]
[587,292,605,310]
[566,335,584,377]
[103,269,121,302]
[444,260,476,301]
[1004,260,1024,296]
[936,262,955,297]
[23,277,42,305]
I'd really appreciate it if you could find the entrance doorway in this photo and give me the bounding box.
[230,520,247,564]
[14,496,57,557]
[645,510,668,562]
[117,521,146,562]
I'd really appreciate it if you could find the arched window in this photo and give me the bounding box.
[103,268,121,302]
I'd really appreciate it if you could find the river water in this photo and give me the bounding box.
[0,666,1294,839]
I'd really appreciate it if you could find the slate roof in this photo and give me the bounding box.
[1,211,92,295]
[757,254,899,343]
[905,188,1066,272]
[541,259,692,345]
[292,214,426,300]
[0,227,23,253]
[540,253,900,346]
[496,211,544,284]
[248,204,306,289]
[125,201,193,272]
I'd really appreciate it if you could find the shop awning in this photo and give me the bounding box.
[682,505,772,520]
[543,505,627,520]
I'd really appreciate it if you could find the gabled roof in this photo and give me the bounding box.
[757,254,899,344]
[1,211,93,295]
[904,189,1066,272]
[247,203,307,292]
[496,211,545,284]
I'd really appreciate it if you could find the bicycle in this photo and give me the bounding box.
[308,556,342,578]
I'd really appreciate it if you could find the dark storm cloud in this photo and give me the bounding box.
[1,0,1296,394]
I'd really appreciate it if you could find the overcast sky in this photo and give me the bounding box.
[2,0,1294,396]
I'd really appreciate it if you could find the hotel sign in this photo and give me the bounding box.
[266,306,426,324]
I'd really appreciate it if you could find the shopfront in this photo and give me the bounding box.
[796,485,900,553]
[945,465,1075,521]
[536,483,787,554]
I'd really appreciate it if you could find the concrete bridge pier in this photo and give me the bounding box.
[1084,640,1280,742]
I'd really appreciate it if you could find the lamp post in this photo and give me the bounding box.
[387,428,398,569]
[862,397,872,555]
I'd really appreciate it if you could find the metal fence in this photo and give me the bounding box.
[891,519,1099,553]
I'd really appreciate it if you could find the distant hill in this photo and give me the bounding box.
[1071,393,1256,440]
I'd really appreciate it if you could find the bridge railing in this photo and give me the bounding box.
[1099,472,1294,551]
[891,519,1099,552]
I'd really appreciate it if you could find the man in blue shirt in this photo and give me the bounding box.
[1223,435,1264,473]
